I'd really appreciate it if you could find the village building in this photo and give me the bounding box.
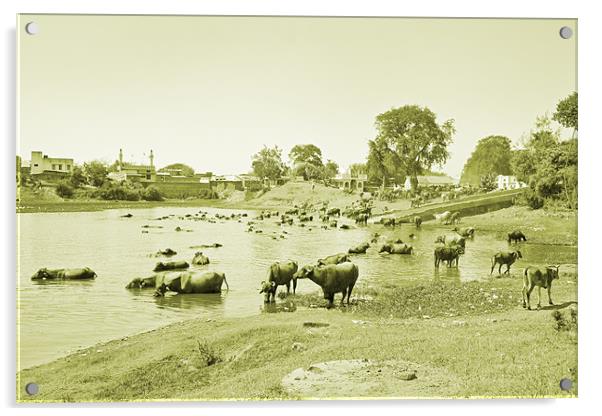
[29,151,73,176]
[213,174,262,191]
[333,172,368,191]
[107,149,156,183]
[496,175,527,190]
[403,175,455,191]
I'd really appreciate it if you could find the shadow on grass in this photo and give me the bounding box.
[539,301,577,311]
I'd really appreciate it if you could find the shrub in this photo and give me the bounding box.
[524,189,544,210]
[198,189,218,199]
[552,309,578,332]
[97,181,141,201]
[55,181,74,198]
[142,185,164,201]
[195,340,222,367]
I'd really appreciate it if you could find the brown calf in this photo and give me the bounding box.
[522,265,560,310]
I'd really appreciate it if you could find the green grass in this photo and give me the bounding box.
[17,276,577,402]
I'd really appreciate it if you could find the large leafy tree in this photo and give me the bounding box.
[322,159,339,180]
[251,145,285,180]
[159,163,195,177]
[349,163,367,176]
[83,161,108,187]
[289,144,324,180]
[370,105,455,192]
[459,135,513,186]
[511,114,577,208]
[552,91,578,136]
[69,165,86,188]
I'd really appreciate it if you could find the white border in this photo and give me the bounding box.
[2,1,600,415]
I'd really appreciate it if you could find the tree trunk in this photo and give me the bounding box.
[410,175,419,194]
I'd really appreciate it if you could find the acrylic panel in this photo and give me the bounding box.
[16,15,578,402]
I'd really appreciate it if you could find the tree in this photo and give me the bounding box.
[142,185,164,201]
[251,145,285,180]
[371,105,455,192]
[322,159,339,180]
[69,165,86,188]
[552,92,578,136]
[83,161,108,187]
[511,113,577,209]
[460,136,513,186]
[479,172,497,191]
[289,144,324,180]
[159,163,195,177]
[349,163,367,177]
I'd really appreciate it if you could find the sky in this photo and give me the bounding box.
[17,15,576,178]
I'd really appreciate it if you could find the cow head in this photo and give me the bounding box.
[31,268,50,280]
[125,277,142,289]
[514,250,523,259]
[546,265,560,281]
[294,265,314,280]
[259,280,275,294]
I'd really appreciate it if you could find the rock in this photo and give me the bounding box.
[352,320,370,325]
[292,342,306,352]
[303,322,330,328]
[452,320,467,327]
[398,371,417,381]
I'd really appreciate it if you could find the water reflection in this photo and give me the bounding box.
[261,299,297,314]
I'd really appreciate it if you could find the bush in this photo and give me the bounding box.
[142,185,164,201]
[195,340,222,367]
[55,181,74,198]
[552,309,577,333]
[524,189,544,209]
[97,181,141,201]
[198,189,218,199]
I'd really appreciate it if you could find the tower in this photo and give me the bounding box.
[149,149,154,168]
[118,148,123,171]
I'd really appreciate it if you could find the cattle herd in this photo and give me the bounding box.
[29,199,561,311]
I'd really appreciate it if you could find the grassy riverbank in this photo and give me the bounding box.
[17,276,577,402]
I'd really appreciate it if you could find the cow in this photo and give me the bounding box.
[435,211,452,224]
[434,245,463,268]
[327,207,341,216]
[381,217,396,227]
[453,227,475,238]
[490,250,522,275]
[294,262,359,308]
[449,212,460,225]
[259,260,299,303]
[522,265,560,310]
[317,253,350,266]
[508,230,527,244]
[414,216,422,228]
[348,242,370,254]
[380,243,413,254]
[355,213,369,225]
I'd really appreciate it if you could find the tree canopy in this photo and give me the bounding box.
[251,145,285,180]
[159,163,195,177]
[459,135,513,186]
[289,144,324,180]
[83,161,108,187]
[552,91,578,134]
[368,105,454,191]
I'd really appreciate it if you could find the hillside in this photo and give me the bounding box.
[248,182,363,209]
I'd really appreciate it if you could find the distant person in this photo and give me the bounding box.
[312,182,315,192]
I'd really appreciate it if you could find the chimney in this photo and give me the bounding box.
[149,149,154,168]
[118,148,123,171]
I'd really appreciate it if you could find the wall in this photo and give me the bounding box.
[148,181,212,198]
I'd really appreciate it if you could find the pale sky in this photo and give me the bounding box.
[18,15,576,178]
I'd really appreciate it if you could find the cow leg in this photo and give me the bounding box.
[340,288,347,306]
[347,283,355,305]
[490,262,495,275]
[292,277,297,295]
[548,286,554,305]
[536,286,542,309]
[326,293,335,309]
[526,285,535,310]
[499,264,503,274]
[522,285,527,308]
[505,264,511,275]
[285,282,290,297]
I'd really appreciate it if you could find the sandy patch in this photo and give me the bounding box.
[281,358,461,399]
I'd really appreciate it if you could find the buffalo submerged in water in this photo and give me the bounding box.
[31,267,97,281]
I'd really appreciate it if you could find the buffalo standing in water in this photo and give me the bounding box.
[31,267,97,281]
[294,262,359,308]
[154,271,229,297]
[259,260,299,303]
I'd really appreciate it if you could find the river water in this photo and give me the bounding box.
[17,206,576,369]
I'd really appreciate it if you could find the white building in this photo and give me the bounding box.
[29,151,73,175]
[496,175,527,190]
[403,175,455,191]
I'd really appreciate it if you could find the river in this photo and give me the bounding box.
[17,206,576,369]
